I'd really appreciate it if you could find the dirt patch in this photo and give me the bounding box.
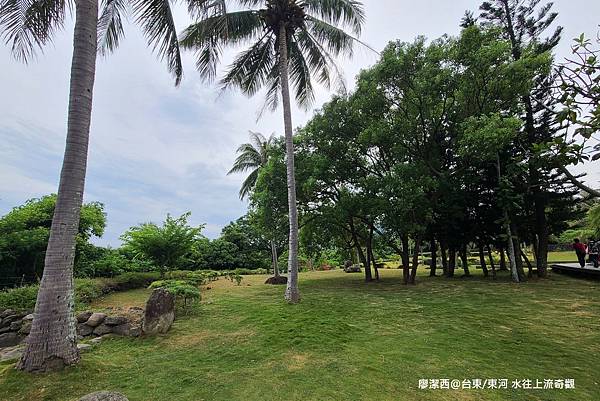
[163,329,255,349]
[286,353,309,372]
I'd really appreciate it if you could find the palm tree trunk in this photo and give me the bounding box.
[17,0,98,372]
[278,25,300,304]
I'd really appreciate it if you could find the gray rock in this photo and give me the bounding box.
[22,314,34,321]
[0,344,25,362]
[9,320,23,331]
[77,311,93,323]
[104,316,128,326]
[77,343,93,352]
[78,391,129,401]
[129,325,142,338]
[93,324,112,336]
[0,315,18,328]
[18,321,32,335]
[86,313,107,327]
[111,323,130,336]
[0,326,11,334]
[77,323,94,337]
[90,336,103,344]
[0,309,15,319]
[142,289,175,335]
[0,332,22,347]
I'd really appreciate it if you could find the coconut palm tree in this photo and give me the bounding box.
[228,131,284,279]
[180,0,366,303]
[228,131,274,200]
[1,0,183,372]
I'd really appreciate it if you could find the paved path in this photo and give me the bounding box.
[551,262,600,277]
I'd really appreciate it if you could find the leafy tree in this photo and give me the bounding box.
[120,213,203,277]
[551,33,600,197]
[180,0,367,303]
[2,0,186,372]
[0,195,105,286]
[478,0,563,276]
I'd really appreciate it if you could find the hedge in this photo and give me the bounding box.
[0,272,160,311]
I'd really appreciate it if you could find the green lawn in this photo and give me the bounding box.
[1,269,599,401]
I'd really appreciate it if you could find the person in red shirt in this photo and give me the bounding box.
[573,238,587,268]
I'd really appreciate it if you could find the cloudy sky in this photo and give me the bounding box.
[1,0,599,246]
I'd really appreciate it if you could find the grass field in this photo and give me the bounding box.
[1,268,599,401]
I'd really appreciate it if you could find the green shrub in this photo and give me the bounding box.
[149,280,201,310]
[0,285,39,311]
[0,272,162,311]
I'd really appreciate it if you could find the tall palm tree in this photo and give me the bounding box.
[180,0,366,303]
[228,131,282,278]
[1,0,183,372]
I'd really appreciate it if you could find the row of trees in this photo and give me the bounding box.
[242,1,598,286]
[0,196,283,285]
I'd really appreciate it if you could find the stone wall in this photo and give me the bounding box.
[0,307,144,350]
[0,309,32,347]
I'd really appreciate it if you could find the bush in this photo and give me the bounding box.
[0,272,162,311]
[0,285,39,311]
[149,280,201,310]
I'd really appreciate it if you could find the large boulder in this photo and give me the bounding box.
[142,289,175,335]
[77,311,93,323]
[104,316,128,326]
[111,323,131,336]
[93,324,113,336]
[86,313,107,328]
[77,323,94,337]
[265,276,288,285]
[78,391,128,401]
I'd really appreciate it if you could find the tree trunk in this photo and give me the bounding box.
[271,240,279,277]
[365,232,373,283]
[496,153,519,283]
[368,234,379,281]
[17,0,98,372]
[440,240,448,276]
[521,248,534,277]
[409,237,421,284]
[447,247,456,278]
[429,238,437,277]
[401,234,410,284]
[535,199,549,277]
[511,224,527,281]
[487,246,496,279]
[478,242,489,277]
[279,25,300,303]
[499,246,507,271]
[350,220,371,282]
[460,245,471,277]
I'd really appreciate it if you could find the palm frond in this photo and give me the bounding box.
[132,0,182,85]
[301,0,365,35]
[0,0,68,61]
[239,168,259,200]
[219,32,276,96]
[97,0,127,56]
[288,38,315,108]
[180,10,264,81]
